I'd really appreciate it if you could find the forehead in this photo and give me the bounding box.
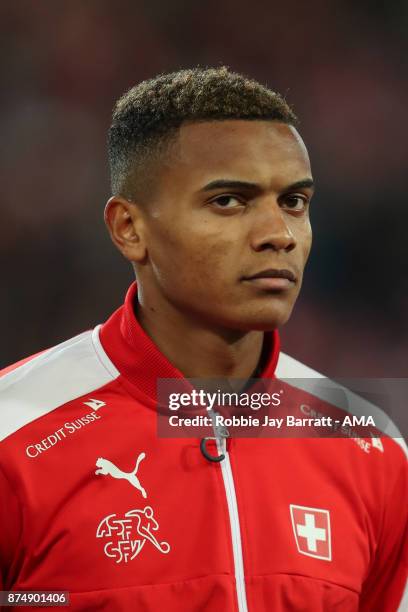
[162,120,311,189]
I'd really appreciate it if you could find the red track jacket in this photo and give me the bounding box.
[0,284,407,611]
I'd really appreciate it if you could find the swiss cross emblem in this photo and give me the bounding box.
[289,504,332,561]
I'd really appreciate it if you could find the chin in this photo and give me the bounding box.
[244,318,287,332]
[230,309,293,332]
[245,300,296,330]
[202,300,295,333]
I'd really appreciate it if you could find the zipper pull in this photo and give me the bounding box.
[200,412,230,462]
[200,437,225,462]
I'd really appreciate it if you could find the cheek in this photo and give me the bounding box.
[304,229,313,261]
[183,239,236,292]
[149,222,235,291]
[297,222,312,264]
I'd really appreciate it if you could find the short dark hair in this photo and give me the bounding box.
[108,66,298,198]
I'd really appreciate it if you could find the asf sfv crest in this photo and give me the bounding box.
[96,506,170,563]
[95,452,171,563]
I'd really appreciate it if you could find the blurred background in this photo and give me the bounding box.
[1,0,407,376]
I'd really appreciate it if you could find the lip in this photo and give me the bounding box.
[242,268,297,290]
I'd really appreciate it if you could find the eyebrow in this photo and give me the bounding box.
[285,178,315,191]
[202,179,258,192]
[201,178,315,192]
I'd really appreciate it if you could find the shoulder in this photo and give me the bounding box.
[276,351,323,379]
[276,351,407,461]
[0,327,119,442]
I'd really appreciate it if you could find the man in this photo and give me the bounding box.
[0,67,406,611]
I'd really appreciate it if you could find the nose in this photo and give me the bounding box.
[250,200,296,253]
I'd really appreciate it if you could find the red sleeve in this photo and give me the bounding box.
[0,463,22,590]
[359,447,408,611]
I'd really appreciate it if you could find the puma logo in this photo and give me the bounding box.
[95,453,147,498]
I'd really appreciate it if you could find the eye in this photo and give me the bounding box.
[210,194,244,209]
[281,194,309,211]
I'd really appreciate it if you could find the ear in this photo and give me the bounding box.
[104,196,147,263]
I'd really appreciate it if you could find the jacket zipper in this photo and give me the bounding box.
[214,423,249,612]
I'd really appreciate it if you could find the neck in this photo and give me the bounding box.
[135,286,265,380]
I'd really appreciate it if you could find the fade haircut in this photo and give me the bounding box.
[108,66,298,199]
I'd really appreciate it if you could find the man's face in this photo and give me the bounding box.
[138,120,313,331]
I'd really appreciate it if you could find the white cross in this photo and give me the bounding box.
[296,513,326,552]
